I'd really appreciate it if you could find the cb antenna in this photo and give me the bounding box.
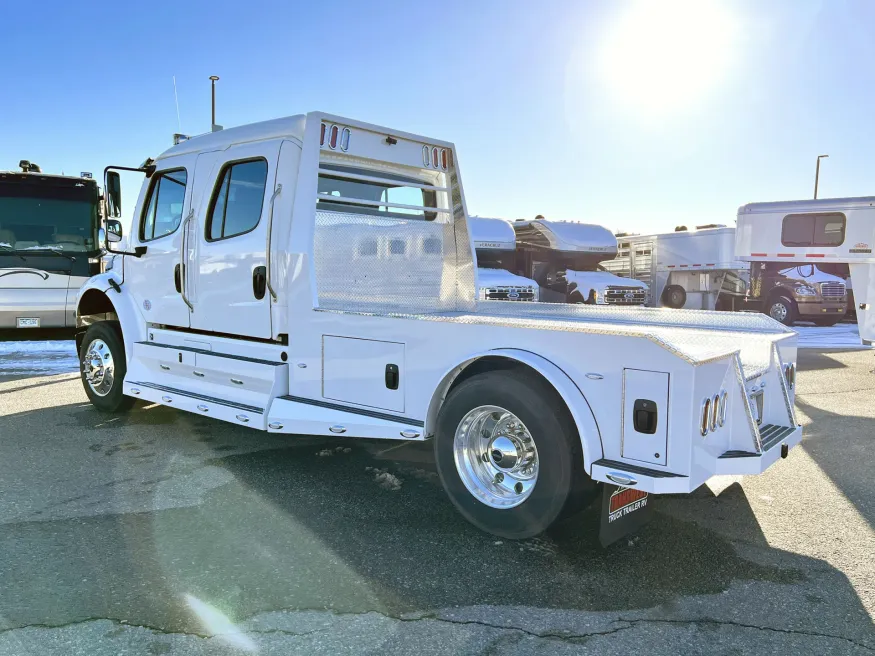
[172,76,182,133]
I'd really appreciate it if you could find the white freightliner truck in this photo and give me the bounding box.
[513,219,649,305]
[76,113,802,540]
[1,162,103,333]
[469,216,539,301]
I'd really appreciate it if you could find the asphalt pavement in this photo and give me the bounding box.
[0,342,872,654]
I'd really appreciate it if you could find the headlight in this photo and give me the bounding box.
[795,285,817,296]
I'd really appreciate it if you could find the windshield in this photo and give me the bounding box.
[476,248,516,270]
[0,179,99,253]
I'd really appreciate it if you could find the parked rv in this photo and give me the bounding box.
[0,161,103,333]
[75,113,801,540]
[513,219,649,305]
[737,197,873,340]
[469,216,538,301]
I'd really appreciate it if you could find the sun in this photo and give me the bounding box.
[599,0,737,115]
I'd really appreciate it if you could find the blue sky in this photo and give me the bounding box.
[2,0,874,234]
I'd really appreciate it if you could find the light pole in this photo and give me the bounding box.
[814,154,828,199]
[209,75,220,132]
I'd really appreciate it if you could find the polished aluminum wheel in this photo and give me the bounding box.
[453,405,539,509]
[769,302,788,322]
[83,338,115,397]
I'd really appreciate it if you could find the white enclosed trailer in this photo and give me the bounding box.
[513,219,649,305]
[602,226,748,310]
[737,197,875,341]
[76,113,802,540]
[468,216,538,301]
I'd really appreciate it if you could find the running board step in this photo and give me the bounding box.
[590,458,689,494]
[126,341,289,419]
[266,396,426,440]
[125,381,265,428]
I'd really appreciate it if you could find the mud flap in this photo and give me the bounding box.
[599,484,653,547]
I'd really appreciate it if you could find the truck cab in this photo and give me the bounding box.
[469,216,538,301]
[74,113,802,541]
[513,219,649,304]
[0,163,103,333]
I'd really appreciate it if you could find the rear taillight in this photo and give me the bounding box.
[320,122,326,146]
[432,147,439,168]
[329,125,339,149]
[422,146,430,167]
[440,148,448,170]
[340,127,350,151]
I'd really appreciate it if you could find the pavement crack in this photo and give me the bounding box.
[0,617,207,639]
[617,617,875,651]
[396,613,634,642]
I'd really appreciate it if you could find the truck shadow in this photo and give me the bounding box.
[0,395,871,644]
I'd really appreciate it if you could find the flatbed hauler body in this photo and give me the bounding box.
[76,113,801,539]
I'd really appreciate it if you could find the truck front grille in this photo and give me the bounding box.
[604,286,647,305]
[484,286,537,302]
[820,282,846,298]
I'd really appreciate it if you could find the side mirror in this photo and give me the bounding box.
[106,171,122,218]
[105,219,123,243]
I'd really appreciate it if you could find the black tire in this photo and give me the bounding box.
[434,370,596,539]
[766,295,797,326]
[812,317,840,327]
[661,284,687,309]
[79,321,135,413]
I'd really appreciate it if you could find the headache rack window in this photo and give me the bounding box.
[316,164,442,220]
[781,212,846,247]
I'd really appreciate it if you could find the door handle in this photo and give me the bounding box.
[174,264,182,293]
[179,209,194,311]
[253,266,267,300]
[385,364,399,390]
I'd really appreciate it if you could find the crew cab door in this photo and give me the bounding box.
[125,156,193,329]
[188,140,280,339]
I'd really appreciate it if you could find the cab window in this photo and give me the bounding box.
[781,212,846,247]
[206,159,269,241]
[140,169,187,242]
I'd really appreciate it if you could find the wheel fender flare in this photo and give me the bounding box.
[425,348,604,472]
[76,273,147,363]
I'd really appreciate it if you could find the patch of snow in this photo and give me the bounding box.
[0,339,79,377]
[317,449,333,457]
[795,324,870,350]
[0,242,12,248]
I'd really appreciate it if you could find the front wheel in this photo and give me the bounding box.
[434,370,596,539]
[767,296,797,326]
[79,322,135,413]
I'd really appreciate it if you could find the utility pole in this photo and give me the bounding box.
[814,154,828,199]
[210,75,221,132]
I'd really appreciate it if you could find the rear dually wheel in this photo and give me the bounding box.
[434,369,596,539]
